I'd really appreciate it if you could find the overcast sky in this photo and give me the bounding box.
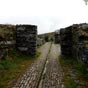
[0,0,88,34]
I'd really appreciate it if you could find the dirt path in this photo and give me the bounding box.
[13,43,64,88]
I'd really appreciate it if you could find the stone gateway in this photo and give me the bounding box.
[16,25,37,55]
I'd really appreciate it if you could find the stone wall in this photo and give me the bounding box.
[55,30,60,44]
[72,24,88,63]
[0,24,38,59]
[0,24,16,60]
[16,25,37,56]
[60,23,88,63]
[60,26,73,57]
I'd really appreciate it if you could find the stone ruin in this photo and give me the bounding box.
[0,24,38,59]
[60,26,73,57]
[60,23,88,64]
[16,25,37,56]
[0,24,16,60]
[0,24,15,46]
[55,30,60,43]
[72,24,88,63]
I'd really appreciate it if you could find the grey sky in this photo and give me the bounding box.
[0,0,88,34]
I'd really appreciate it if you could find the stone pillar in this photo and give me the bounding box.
[16,25,37,56]
[55,30,60,44]
[60,26,73,57]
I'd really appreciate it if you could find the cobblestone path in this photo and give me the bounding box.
[38,44,64,88]
[13,43,64,88]
[13,43,51,88]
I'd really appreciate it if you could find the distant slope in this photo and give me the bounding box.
[38,32,54,36]
[38,32,55,40]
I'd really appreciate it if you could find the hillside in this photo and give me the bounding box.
[38,32,55,40]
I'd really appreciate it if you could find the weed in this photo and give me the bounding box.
[59,55,88,87]
[0,50,41,87]
[65,76,78,88]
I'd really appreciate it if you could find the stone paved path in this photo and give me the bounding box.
[38,44,64,88]
[13,43,51,88]
[13,43,64,88]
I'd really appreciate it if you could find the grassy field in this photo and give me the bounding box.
[59,56,88,88]
[0,50,40,88]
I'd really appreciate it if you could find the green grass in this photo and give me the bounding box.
[59,55,88,87]
[0,50,41,88]
[74,62,88,78]
[65,76,78,88]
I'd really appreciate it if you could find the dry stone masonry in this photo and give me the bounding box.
[55,30,60,44]
[16,25,37,55]
[72,24,88,63]
[0,24,16,47]
[0,24,15,60]
[60,26,73,57]
[60,23,88,64]
[0,24,38,58]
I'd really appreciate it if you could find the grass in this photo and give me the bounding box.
[64,76,78,88]
[0,50,41,88]
[59,55,88,87]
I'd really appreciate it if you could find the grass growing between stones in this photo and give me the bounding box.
[59,55,88,88]
[0,50,41,88]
